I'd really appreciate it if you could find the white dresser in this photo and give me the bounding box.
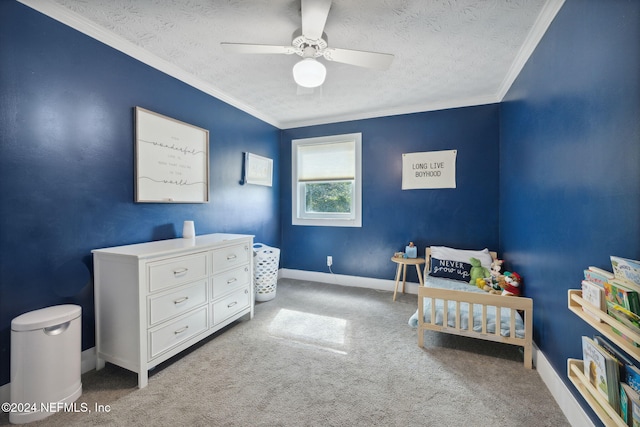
[92,233,254,388]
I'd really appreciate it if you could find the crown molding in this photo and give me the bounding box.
[17,0,283,129]
[496,0,566,101]
[18,0,564,131]
[280,94,501,129]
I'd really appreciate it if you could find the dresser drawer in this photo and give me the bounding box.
[211,265,251,298]
[212,287,250,326]
[148,307,208,360]
[211,243,250,272]
[148,280,208,327]
[148,252,208,292]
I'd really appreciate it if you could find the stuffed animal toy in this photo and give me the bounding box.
[469,257,490,287]
[477,277,502,294]
[490,259,503,281]
[501,271,522,296]
[476,277,490,289]
[485,259,505,293]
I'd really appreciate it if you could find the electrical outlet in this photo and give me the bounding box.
[327,256,333,267]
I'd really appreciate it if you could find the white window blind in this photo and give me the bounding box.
[297,141,355,182]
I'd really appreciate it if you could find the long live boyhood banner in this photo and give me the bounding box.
[401,149,457,190]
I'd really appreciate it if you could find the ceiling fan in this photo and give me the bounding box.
[220,0,394,89]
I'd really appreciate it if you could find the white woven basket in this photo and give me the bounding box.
[253,243,280,302]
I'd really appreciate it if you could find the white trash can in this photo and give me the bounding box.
[10,304,82,424]
[253,243,280,302]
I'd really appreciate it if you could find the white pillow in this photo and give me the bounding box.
[430,246,493,269]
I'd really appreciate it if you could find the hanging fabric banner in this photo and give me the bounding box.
[401,149,457,190]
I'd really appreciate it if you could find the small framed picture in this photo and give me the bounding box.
[244,152,273,187]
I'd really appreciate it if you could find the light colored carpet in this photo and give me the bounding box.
[1,279,569,426]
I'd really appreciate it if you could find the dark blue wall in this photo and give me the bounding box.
[280,105,500,280]
[4,1,639,423]
[0,2,280,385]
[500,0,640,423]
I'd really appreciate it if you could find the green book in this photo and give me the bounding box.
[604,280,640,315]
[606,301,640,348]
[621,383,631,424]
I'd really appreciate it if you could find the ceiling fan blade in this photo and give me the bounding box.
[301,0,332,41]
[322,47,394,70]
[221,42,298,55]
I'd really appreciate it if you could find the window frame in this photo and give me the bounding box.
[291,133,362,227]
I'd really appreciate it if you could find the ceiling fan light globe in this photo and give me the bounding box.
[293,58,326,88]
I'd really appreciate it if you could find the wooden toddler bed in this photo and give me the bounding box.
[410,246,534,369]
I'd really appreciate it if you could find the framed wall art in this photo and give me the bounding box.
[243,152,273,187]
[401,149,457,190]
[134,107,209,203]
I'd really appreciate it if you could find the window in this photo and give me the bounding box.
[292,133,362,227]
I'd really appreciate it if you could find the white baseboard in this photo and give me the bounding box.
[1,272,595,427]
[533,343,594,427]
[81,346,97,375]
[278,268,423,295]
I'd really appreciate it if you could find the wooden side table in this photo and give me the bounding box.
[391,256,425,301]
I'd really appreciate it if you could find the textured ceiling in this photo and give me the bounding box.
[19,0,564,129]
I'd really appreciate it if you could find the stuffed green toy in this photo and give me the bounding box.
[469,257,490,287]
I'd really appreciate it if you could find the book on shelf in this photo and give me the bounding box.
[620,382,640,425]
[585,267,614,287]
[604,280,640,315]
[606,301,640,348]
[633,399,640,427]
[627,365,640,395]
[595,336,634,382]
[611,256,640,288]
[582,336,621,411]
[582,280,606,321]
[611,278,640,296]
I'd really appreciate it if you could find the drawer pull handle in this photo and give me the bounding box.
[226,254,237,261]
[227,278,237,284]
[173,296,189,304]
[174,325,189,335]
[227,301,238,308]
[173,268,188,276]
